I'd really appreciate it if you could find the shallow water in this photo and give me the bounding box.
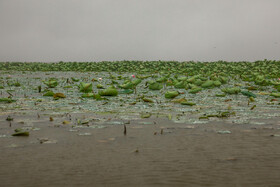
[1,114,280,186]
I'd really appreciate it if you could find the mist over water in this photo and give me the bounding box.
[0,0,280,62]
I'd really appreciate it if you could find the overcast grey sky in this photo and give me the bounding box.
[0,0,279,62]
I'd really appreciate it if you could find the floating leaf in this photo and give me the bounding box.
[165,91,179,99]
[98,88,118,96]
[270,93,280,98]
[53,93,66,98]
[141,113,152,118]
[43,90,54,96]
[241,90,256,98]
[189,87,202,94]
[0,98,16,103]
[142,97,154,103]
[181,101,196,106]
[222,87,241,94]
[149,82,163,90]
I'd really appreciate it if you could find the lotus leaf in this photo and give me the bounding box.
[222,87,241,94]
[201,80,214,88]
[119,89,134,94]
[174,81,186,89]
[81,93,95,98]
[132,79,142,86]
[43,91,54,97]
[97,84,104,89]
[181,101,196,106]
[71,77,79,82]
[98,88,118,96]
[79,82,93,93]
[0,98,16,103]
[12,129,29,136]
[215,93,226,97]
[142,98,154,103]
[119,82,134,89]
[53,93,66,98]
[213,80,222,87]
[141,113,151,118]
[189,87,202,94]
[270,93,280,98]
[194,79,204,86]
[165,91,179,98]
[177,76,188,81]
[172,98,187,103]
[241,90,256,98]
[156,77,167,83]
[43,79,58,88]
[149,82,163,90]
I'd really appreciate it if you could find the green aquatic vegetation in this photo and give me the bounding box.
[165,91,180,99]
[43,91,54,96]
[119,82,134,89]
[92,94,108,100]
[187,75,200,83]
[12,128,29,136]
[111,80,118,84]
[174,81,186,89]
[215,93,226,97]
[81,93,95,98]
[213,80,222,87]
[64,85,73,88]
[222,87,241,94]
[177,76,188,82]
[132,79,142,86]
[12,131,29,136]
[171,98,187,103]
[193,79,204,86]
[119,89,134,94]
[43,79,58,88]
[53,93,66,99]
[270,93,280,98]
[10,82,21,87]
[201,80,214,88]
[1,60,280,125]
[156,76,168,83]
[181,101,196,106]
[204,111,235,118]
[79,82,93,93]
[247,86,258,90]
[275,85,280,92]
[96,84,104,89]
[0,98,16,103]
[6,115,13,121]
[241,90,256,98]
[98,88,118,96]
[142,97,154,103]
[141,113,152,118]
[149,82,163,90]
[189,87,202,94]
[71,77,79,82]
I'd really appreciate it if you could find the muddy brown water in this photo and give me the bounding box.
[1,114,280,187]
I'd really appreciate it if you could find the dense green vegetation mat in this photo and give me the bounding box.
[0,60,279,74]
[0,60,280,124]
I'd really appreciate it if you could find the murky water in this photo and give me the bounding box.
[1,114,280,187]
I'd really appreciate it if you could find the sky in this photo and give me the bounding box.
[0,0,279,62]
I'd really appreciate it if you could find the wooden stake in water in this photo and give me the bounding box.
[124,125,127,135]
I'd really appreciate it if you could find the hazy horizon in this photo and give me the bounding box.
[0,0,280,62]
